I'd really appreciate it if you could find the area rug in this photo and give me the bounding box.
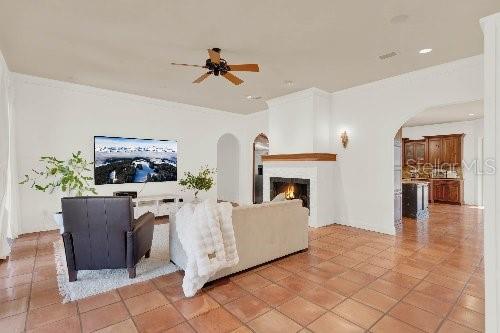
[53,224,179,302]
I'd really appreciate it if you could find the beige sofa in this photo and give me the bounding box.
[169,199,309,282]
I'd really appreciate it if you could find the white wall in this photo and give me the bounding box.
[267,88,331,154]
[480,12,500,333]
[0,54,9,192]
[329,56,483,234]
[0,51,11,257]
[268,90,314,154]
[217,133,240,202]
[13,74,267,233]
[0,51,21,257]
[402,119,484,205]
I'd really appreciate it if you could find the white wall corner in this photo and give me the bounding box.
[480,11,500,333]
[313,91,332,152]
[265,87,329,108]
[267,87,332,154]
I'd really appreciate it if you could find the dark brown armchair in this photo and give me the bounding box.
[61,196,154,281]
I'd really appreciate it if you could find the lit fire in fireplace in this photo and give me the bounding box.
[285,184,295,199]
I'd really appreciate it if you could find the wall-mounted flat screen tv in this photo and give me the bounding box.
[94,136,177,185]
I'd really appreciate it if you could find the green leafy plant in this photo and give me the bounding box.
[20,151,97,196]
[178,165,216,199]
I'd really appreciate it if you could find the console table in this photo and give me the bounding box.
[132,194,183,219]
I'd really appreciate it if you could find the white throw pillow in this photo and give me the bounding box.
[271,192,286,202]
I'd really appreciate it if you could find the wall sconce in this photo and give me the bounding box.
[340,131,349,149]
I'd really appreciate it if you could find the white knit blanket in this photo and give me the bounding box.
[175,199,238,297]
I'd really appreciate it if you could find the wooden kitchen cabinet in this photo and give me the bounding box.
[403,139,426,165]
[431,179,464,205]
[433,181,444,201]
[424,134,464,167]
[404,141,415,165]
[447,181,460,203]
[414,142,426,164]
[442,136,461,165]
[427,138,442,166]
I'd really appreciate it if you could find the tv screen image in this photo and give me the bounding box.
[94,136,177,185]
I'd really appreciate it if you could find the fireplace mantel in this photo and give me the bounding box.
[262,153,337,162]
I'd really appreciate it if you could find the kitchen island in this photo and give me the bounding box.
[402,180,429,220]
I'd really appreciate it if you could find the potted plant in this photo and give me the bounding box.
[178,165,216,202]
[20,151,97,228]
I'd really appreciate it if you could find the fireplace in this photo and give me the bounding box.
[263,153,337,228]
[270,177,310,210]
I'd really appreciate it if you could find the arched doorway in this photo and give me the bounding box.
[393,100,484,233]
[252,134,269,204]
[217,133,240,203]
[394,128,403,228]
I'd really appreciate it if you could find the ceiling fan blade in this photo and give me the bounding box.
[222,72,244,85]
[207,49,220,64]
[171,63,205,68]
[193,72,211,83]
[228,64,260,72]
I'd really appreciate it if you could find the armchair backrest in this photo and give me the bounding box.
[61,196,134,269]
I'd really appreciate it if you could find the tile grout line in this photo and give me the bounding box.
[258,233,390,331]
[116,286,141,333]
[346,242,461,332]
[22,232,39,333]
[364,251,445,332]
[364,235,481,332]
[310,231,408,331]
[433,248,484,332]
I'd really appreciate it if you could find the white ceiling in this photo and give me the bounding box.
[404,100,484,127]
[0,1,498,114]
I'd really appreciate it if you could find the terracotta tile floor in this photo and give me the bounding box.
[0,204,484,332]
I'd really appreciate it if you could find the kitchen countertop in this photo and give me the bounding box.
[402,178,429,182]
[403,178,462,182]
[402,180,430,185]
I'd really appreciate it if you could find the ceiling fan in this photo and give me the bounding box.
[171,48,259,85]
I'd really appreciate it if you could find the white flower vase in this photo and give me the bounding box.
[53,212,64,234]
[53,191,71,234]
[192,191,201,204]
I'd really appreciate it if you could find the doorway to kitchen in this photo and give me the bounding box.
[398,101,484,217]
[252,133,269,204]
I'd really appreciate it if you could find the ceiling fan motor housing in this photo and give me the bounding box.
[205,57,229,76]
[171,47,257,85]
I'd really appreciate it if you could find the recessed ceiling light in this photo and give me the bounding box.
[419,48,433,54]
[245,95,262,100]
[468,113,475,116]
